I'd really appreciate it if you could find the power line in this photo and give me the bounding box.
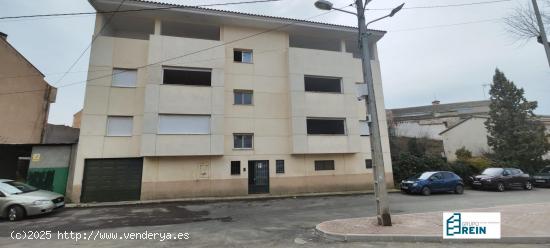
[0,0,281,20]
[53,0,127,87]
[0,3,348,97]
[388,17,503,32]
[0,0,515,21]
[367,0,515,11]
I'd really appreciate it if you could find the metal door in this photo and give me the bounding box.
[248,160,269,194]
[81,158,143,203]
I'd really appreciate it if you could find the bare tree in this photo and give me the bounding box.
[505,0,550,68]
[505,3,548,42]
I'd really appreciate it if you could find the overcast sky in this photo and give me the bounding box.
[1,0,549,125]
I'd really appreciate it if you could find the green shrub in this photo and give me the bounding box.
[455,147,472,161]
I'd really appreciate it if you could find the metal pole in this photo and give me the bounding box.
[532,0,550,68]
[355,0,392,226]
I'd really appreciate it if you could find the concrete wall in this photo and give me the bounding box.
[0,37,55,144]
[442,117,491,161]
[69,14,394,203]
[28,145,75,195]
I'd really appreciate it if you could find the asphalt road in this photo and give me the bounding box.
[1,188,550,247]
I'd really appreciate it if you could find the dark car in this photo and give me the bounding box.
[400,171,464,196]
[533,166,550,187]
[471,168,533,192]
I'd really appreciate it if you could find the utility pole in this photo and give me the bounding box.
[532,0,550,68]
[356,0,392,226]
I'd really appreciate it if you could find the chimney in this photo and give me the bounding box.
[0,32,7,40]
[432,100,440,105]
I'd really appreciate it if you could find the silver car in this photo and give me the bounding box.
[0,179,65,221]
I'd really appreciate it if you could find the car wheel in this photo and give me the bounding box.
[7,205,25,221]
[455,185,464,194]
[524,181,533,190]
[421,187,431,196]
[497,182,505,192]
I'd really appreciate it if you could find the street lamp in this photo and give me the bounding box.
[315,0,404,227]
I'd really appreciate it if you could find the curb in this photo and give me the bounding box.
[315,225,550,244]
[66,189,401,208]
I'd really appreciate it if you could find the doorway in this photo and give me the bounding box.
[248,160,269,194]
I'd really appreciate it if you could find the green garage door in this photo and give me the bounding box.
[81,158,143,203]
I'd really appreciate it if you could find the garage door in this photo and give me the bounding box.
[81,158,143,203]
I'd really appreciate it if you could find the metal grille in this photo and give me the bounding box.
[365,159,373,169]
[276,160,285,174]
[231,161,241,175]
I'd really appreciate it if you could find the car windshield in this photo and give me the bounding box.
[482,168,504,176]
[0,181,38,195]
[540,167,550,174]
[410,172,436,180]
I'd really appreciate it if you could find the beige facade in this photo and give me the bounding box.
[68,0,394,203]
[0,33,56,144]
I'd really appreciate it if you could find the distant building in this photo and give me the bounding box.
[387,100,490,140]
[72,110,82,128]
[0,32,56,144]
[440,115,550,161]
[0,32,80,195]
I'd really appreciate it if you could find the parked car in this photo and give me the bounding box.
[400,171,464,196]
[533,166,550,187]
[471,168,532,192]
[0,179,65,221]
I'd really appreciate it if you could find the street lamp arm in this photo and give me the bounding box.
[331,7,358,16]
[366,14,390,28]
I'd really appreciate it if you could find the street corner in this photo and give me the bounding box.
[315,202,550,244]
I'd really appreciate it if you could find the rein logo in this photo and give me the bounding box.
[443,212,501,239]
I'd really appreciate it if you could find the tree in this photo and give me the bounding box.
[504,2,548,42]
[455,147,472,161]
[504,0,550,67]
[485,69,550,172]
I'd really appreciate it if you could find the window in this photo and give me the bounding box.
[163,67,211,86]
[106,116,133,136]
[365,159,372,169]
[315,160,335,171]
[307,118,346,135]
[431,173,443,180]
[359,121,370,136]
[234,134,253,149]
[234,90,253,105]
[231,161,241,175]
[234,49,253,63]
[276,160,285,174]
[158,115,210,134]
[112,68,137,87]
[161,21,220,40]
[304,76,341,93]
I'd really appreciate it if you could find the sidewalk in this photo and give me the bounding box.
[316,202,550,244]
[67,189,401,208]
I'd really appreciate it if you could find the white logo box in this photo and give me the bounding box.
[443,212,501,239]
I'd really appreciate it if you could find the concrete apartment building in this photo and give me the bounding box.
[387,100,490,140]
[68,0,394,203]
